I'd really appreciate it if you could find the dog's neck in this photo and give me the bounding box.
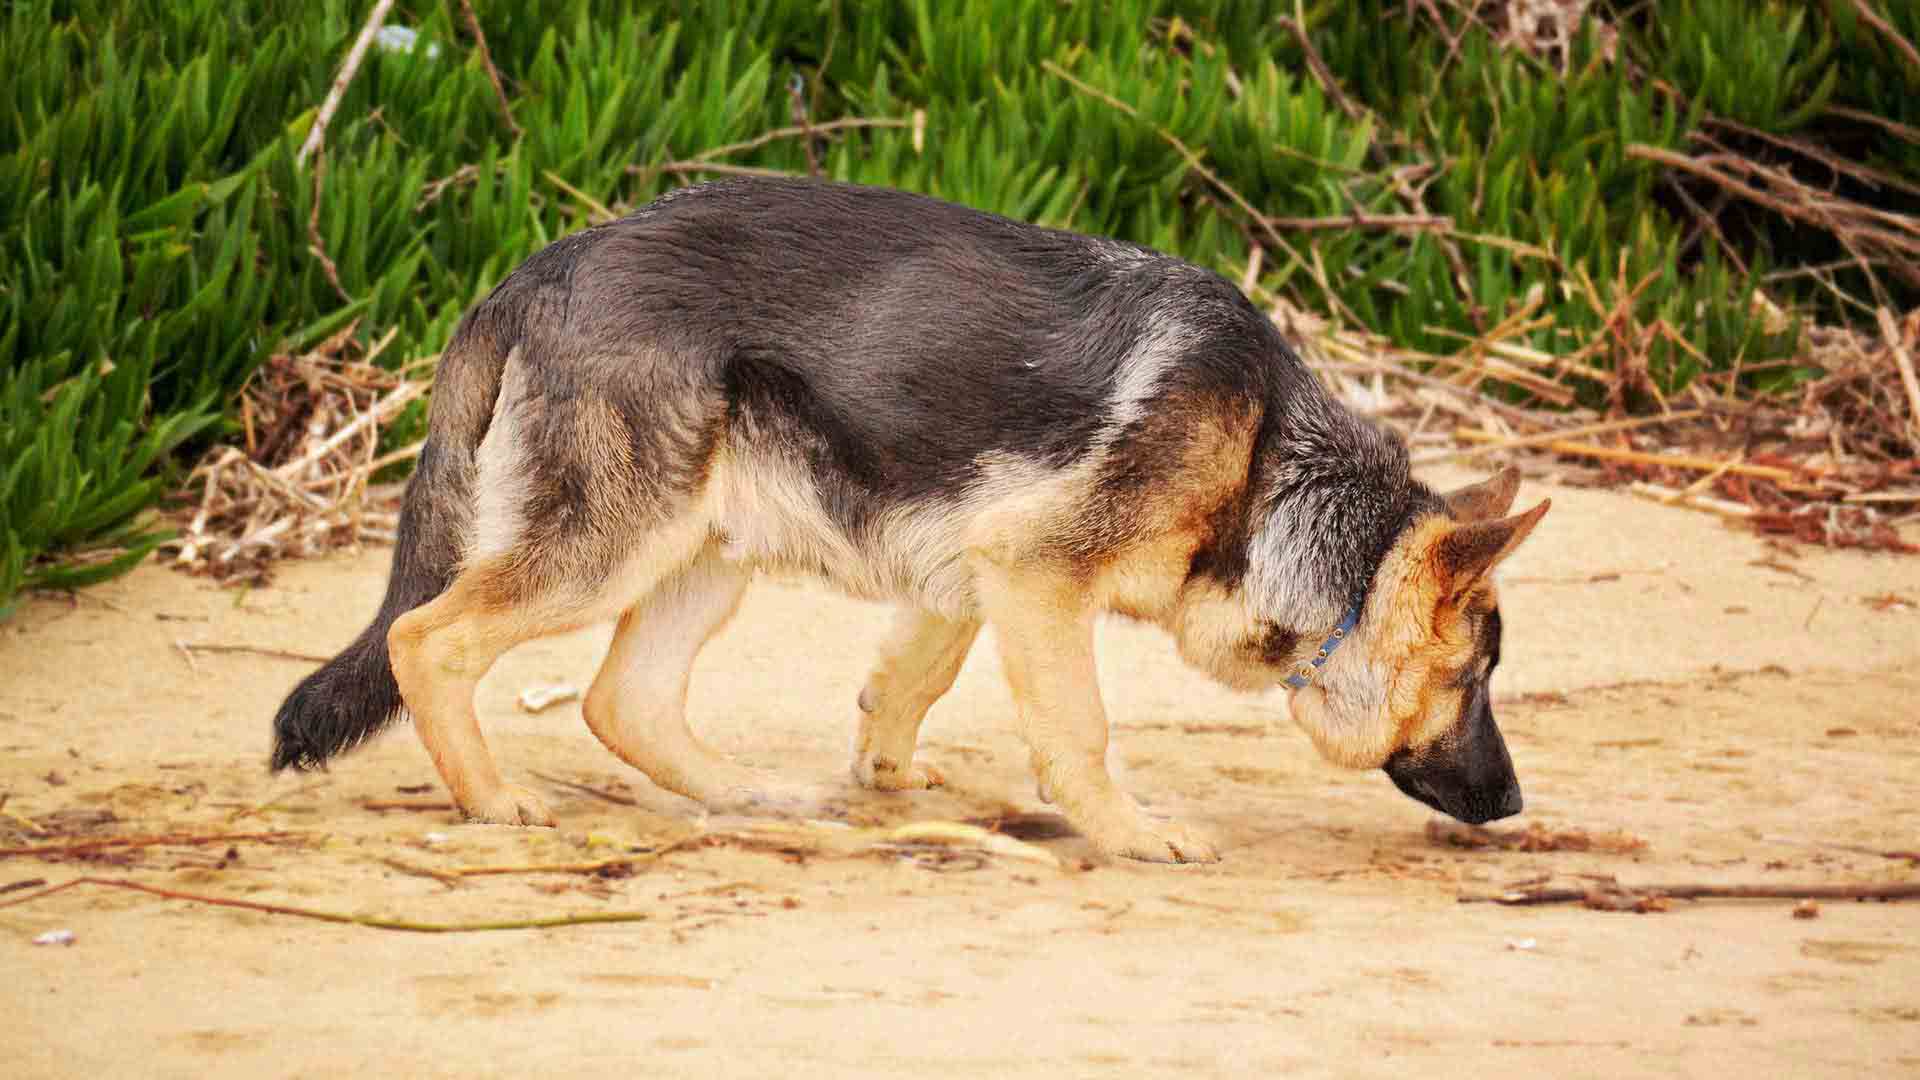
[1241,399,1430,635]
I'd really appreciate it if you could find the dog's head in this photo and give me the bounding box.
[1288,467,1547,824]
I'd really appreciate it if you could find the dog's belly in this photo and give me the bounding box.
[710,457,979,618]
[717,526,979,618]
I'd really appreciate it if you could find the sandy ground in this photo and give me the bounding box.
[3,467,1918,1079]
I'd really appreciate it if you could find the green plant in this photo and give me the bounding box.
[2,0,1912,615]
[1641,0,1838,133]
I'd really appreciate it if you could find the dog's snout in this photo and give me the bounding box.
[1382,701,1523,824]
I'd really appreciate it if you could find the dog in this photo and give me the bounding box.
[272,178,1548,863]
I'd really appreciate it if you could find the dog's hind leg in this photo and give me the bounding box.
[387,572,565,826]
[389,513,714,825]
[971,559,1219,863]
[850,609,980,791]
[583,549,820,813]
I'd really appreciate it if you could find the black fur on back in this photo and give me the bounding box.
[543,179,1302,536]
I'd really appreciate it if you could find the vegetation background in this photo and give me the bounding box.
[4,0,1917,616]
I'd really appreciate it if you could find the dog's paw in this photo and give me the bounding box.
[463,783,556,827]
[1092,815,1219,864]
[852,754,944,792]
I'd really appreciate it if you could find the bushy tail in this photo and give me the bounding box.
[269,338,502,771]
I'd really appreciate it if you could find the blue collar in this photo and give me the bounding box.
[1283,598,1365,690]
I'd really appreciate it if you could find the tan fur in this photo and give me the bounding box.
[969,556,1217,863]
[583,547,822,811]
[1441,465,1522,523]
[1287,501,1548,769]
[851,610,980,790]
[390,503,717,825]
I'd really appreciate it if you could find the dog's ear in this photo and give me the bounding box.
[1431,499,1550,601]
[1441,465,1523,522]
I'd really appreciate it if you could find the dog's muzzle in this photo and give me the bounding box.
[1381,695,1523,824]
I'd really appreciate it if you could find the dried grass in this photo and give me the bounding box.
[164,321,428,581]
[1288,285,1920,553]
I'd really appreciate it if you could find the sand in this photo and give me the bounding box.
[3,467,1917,1078]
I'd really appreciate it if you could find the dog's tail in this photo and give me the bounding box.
[269,327,509,772]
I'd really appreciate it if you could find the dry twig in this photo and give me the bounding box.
[295,0,395,167]
[1276,13,1363,120]
[1850,0,1920,72]
[306,152,353,304]
[1463,879,1920,909]
[1877,307,1920,454]
[528,770,639,807]
[1264,211,1451,233]
[176,642,332,664]
[1450,428,1804,484]
[0,831,302,859]
[457,0,522,140]
[0,876,658,932]
[1629,141,1920,294]
[1040,60,1358,328]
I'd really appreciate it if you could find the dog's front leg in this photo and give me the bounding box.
[971,560,1219,864]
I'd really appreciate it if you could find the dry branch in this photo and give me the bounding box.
[1628,141,1920,293]
[1850,0,1920,72]
[0,876,657,932]
[1041,60,1357,327]
[544,169,618,224]
[295,0,395,167]
[1264,211,1451,232]
[687,116,908,164]
[1628,481,1756,519]
[633,161,798,182]
[0,831,302,859]
[1415,411,1699,464]
[176,642,333,664]
[626,116,908,187]
[528,770,640,807]
[1450,427,1804,484]
[306,153,353,303]
[457,0,522,140]
[1276,15,1364,120]
[445,837,703,878]
[1877,306,1920,454]
[1464,880,1920,909]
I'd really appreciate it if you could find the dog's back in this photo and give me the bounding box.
[462,179,1318,610]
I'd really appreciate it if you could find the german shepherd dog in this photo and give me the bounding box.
[272,179,1548,863]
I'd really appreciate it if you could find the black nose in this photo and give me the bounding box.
[1453,781,1523,825]
[1382,731,1523,825]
